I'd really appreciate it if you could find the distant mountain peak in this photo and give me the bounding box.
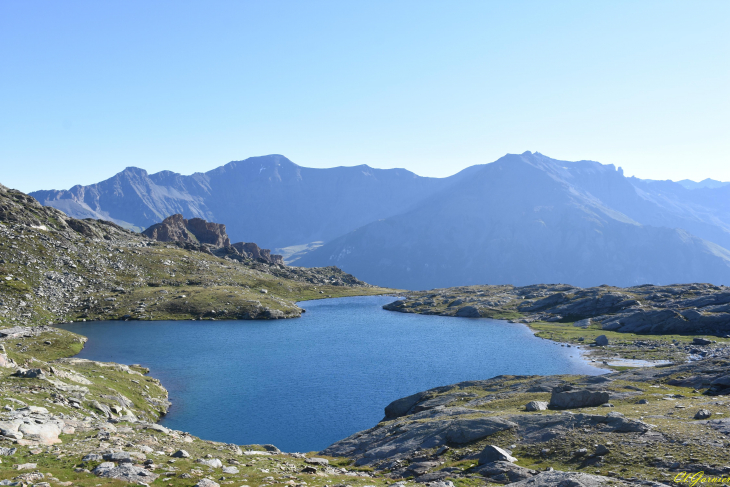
[677,178,730,190]
[121,166,150,176]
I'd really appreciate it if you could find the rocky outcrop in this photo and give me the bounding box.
[508,471,633,486]
[230,242,285,265]
[318,355,725,481]
[142,214,231,248]
[524,400,547,411]
[322,406,518,466]
[385,282,730,338]
[0,185,373,326]
[474,461,536,483]
[142,214,286,265]
[549,385,610,409]
[478,445,517,464]
[92,462,159,483]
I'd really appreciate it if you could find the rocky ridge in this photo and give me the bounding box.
[143,214,232,249]
[0,183,385,327]
[142,214,286,266]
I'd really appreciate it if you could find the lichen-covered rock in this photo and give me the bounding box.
[92,463,159,483]
[18,421,63,445]
[507,470,627,486]
[695,409,712,419]
[196,457,223,468]
[549,386,610,409]
[477,445,517,464]
[321,408,517,465]
[474,461,536,483]
[194,479,221,487]
[455,306,481,318]
[525,401,548,411]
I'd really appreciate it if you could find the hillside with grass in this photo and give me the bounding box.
[0,183,393,329]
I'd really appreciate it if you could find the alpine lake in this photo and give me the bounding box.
[60,295,604,452]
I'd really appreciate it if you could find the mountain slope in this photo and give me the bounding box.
[31,155,460,249]
[0,182,387,328]
[297,152,730,289]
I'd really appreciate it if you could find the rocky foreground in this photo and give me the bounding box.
[0,324,399,486]
[323,355,730,486]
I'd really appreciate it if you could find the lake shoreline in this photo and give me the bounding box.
[60,295,605,451]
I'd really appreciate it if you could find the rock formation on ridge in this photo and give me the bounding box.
[142,214,231,248]
[142,214,284,265]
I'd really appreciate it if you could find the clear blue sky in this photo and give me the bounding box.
[1,1,728,192]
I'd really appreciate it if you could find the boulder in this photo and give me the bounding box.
[196,458,223,468]
[595,444,610,456]
[0,353,15,368]
[195,480,221,487]
[144,423,170,435]
[18,421,63,445]
[695,409,712,420]
[103,451,132,462]
[455,306,481,318]
[13,368,45,379]
[525,401,548,411]
[402,460,440,477]
[594,335,609,346]
[415,471,451,483]
[171,449,190,458]
[693,337,713,345]
[384,391,429,419]
[507,470,623,486]
[707,375,730,395]
[477,445,517,464]
[92,463,159,483]
[549,386,609,409]
[474,461,536,483]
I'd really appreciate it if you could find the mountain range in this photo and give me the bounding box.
[30,152,730,289]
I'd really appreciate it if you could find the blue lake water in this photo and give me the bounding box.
[60,295,604,452]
